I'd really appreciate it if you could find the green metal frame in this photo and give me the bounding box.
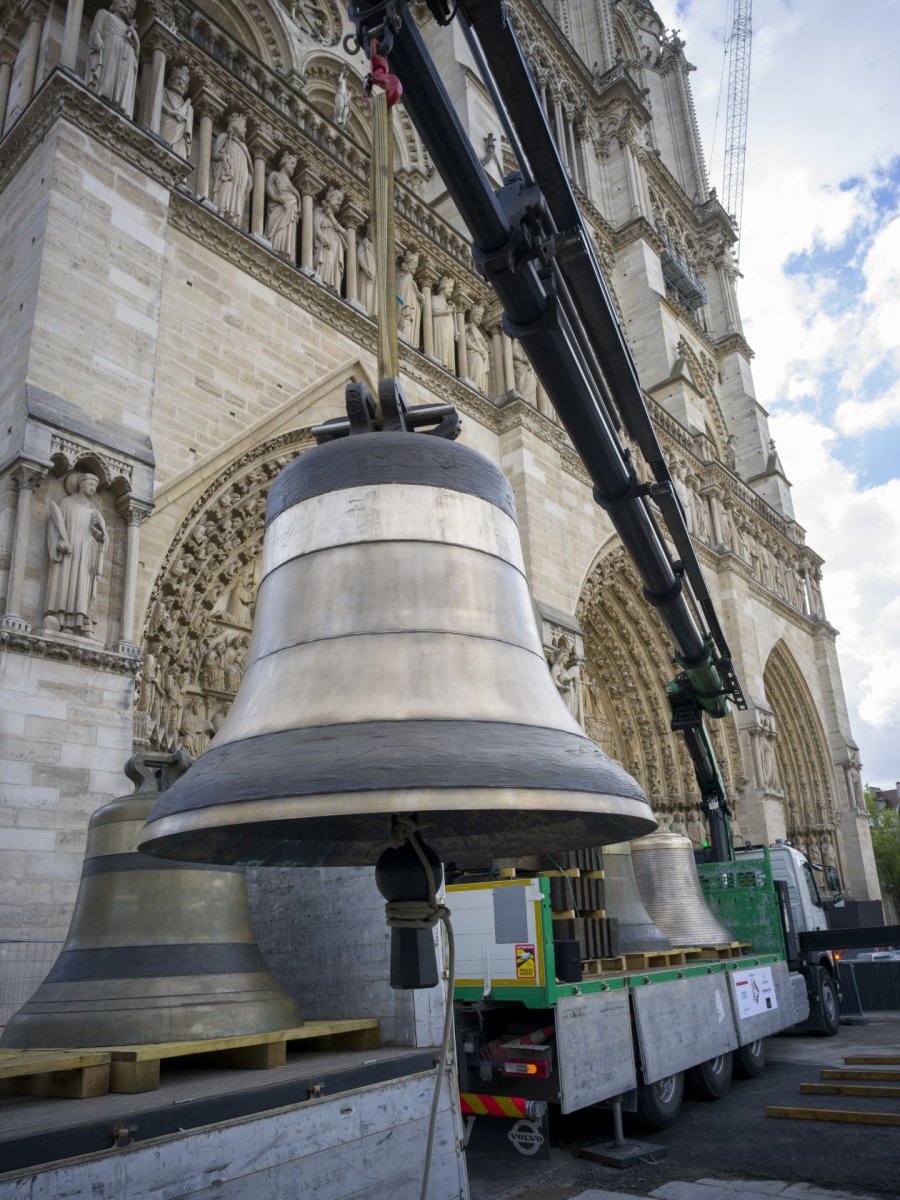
[453,876,783,1009]
[697,846,786,958]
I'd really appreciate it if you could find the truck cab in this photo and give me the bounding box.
[735,843,840,1034]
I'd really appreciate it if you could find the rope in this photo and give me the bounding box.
[382,825,456,1200]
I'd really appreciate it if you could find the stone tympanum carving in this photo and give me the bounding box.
[313,187,347,290]
[87,0,140,115]
[211,113,253,224]
[265,153,301,258]
[43,473,109,637]
[432,276,457,370]
[466,304,490,392]
[160,64,194,158]
[397,251,423,346]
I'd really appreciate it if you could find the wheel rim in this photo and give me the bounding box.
[708,1055,726,1074]
[656,1074,678,1103]
[747,1040,762,1057]
[823,979,838,1020]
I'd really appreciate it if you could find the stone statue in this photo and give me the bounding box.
[357,229,377,314]
[160,64,193,158]
[43,473,109,636]
[333,66,351,128]
[313,187,347,291]
[670,809,689,839]
[211,113,253,224]
[686,808,706,848]
[87,0,139,116]
[432,276,457,371]
[465,304,490,392]
[265,152,301,258]
[180,696,207,758]
[694,495,712,543]
[512,339,537,404]
[548,631,583,725]
[397,251,423,347]
[222,638,242,692]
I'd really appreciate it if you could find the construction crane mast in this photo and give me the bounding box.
[722,0,752,259]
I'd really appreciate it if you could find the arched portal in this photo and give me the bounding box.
[135,427,316,754]
[577,544,746,842]
[763,641,839,878]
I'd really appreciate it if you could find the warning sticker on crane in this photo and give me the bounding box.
[515,944,536,979]
[732,965,777,1019]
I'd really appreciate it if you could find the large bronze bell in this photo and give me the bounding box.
[630,829,734,947]
[140,429,656,868]
[1,752,300,1048]
[601,841,672,952]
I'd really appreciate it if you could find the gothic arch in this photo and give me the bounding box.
[135,426,316,753]
[193,0,295,71]
[577,542,745,827]
[763,640,838,869]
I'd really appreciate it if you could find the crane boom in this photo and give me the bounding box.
[348,0,746,860]
[723,0,752,257]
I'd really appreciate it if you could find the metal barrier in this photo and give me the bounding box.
[0,939,64,1027]
[837,959,900,1013]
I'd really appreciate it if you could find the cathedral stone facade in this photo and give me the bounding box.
[0,0,879,961]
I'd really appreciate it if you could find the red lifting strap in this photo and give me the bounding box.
[365,38,403,107]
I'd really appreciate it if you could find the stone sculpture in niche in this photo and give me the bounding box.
[686,808,706,848]
[466,304,490,391]
[512,338,537,404]
[432,276,457,371]
[43,473,109,637]
[180,696,207,758]
[396,251,423,346]
[211,113,253,224]
[547,630,584,725]
[357,228,377,314]
[160,64,194,158]
[265,152,301,258]
[313,187,347,290]
[333,66,351,128]
[87,0,140,115]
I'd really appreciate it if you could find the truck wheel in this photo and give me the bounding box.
[635,1071,684,1130]
[734,1038,766,1078]
[686,1053,733,1100]
[814,968,840,1037]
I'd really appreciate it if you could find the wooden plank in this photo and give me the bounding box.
[801,1082,900,1098]
[845,1055,900,1065]
[0,1048,110,1079]
[767,1106,900,1126]
[0,1050,111,1099]
[822,1068,900,1081]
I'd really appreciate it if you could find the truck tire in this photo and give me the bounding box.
[635,1071,684,1130]
[686,1052,733,1100]
[734,1038,766,1078]
[813,968,840,1037]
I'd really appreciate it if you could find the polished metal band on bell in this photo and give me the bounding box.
[140,432,657,867]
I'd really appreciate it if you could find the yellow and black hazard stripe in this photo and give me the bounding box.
[460,1093,528,1118]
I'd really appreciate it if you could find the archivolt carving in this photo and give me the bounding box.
[578,544,745,824]
[135,427,315,752]
[763,640,837,866]
[189,0,295,70]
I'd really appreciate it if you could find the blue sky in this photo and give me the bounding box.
[655,0,900,787]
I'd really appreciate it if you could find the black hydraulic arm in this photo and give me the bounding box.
[347,1,743,860]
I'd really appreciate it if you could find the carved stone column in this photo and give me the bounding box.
[17,3,47,115]
[565,107,579,183]
[536,380,554,421]
[502,331,516,394]
[455,291,471,381]
[340,201,365,307]
[59,0,85,70]
[297,166,324,273]
[143,22,180,136]
[1,461,47,633]
[0,45,15,131]
[704,486,725,548]
[249,126,277,240]
[419,261,438,360]
[552,91,568,168]
[193,84,224,202]
[116,497,152,655]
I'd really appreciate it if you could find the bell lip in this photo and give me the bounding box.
[265,430,518,526]
[630,829,695,852]
[139,788,658,868]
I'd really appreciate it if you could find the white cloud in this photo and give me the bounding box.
[656,0,900,785]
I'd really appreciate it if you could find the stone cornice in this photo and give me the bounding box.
[0,69,192,196]
[0,628,142,673]
[714,331,755,361]
[710,550,825,636]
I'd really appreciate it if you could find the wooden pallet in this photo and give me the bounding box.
[0,1048,111,1099]
[581,955,627,976]
[101,1019,381,1094]
[689,942,749,960]
[767,1105,900,1126]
